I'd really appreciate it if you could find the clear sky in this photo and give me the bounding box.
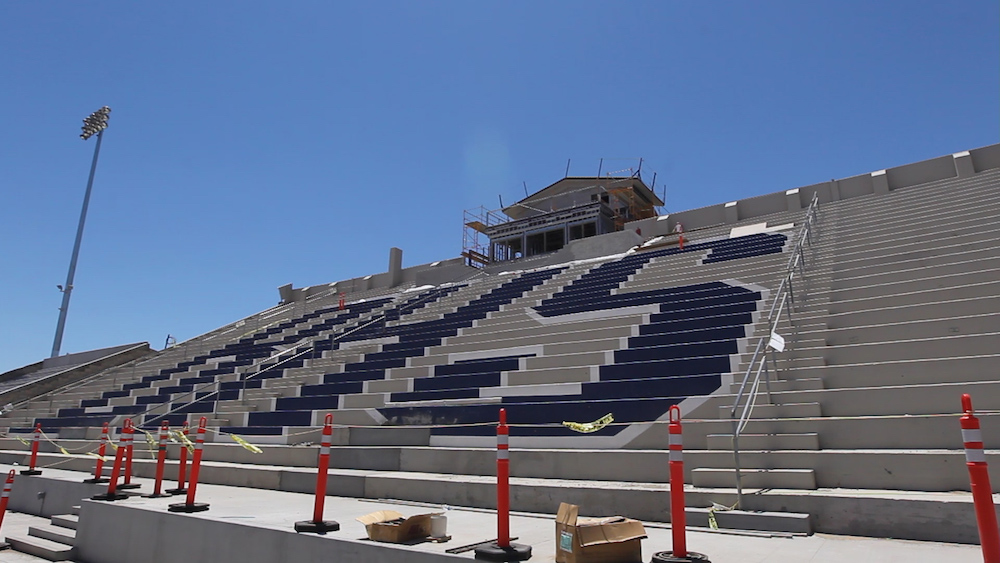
[1,1,997,374]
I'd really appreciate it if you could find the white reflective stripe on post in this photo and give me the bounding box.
[320,446,330,455]
[669,450,683,462]
[497,435,509,446]
[962,429,983,444]
[195,442,204,450]
[1,492,8,499]
[669,434,682,447]
[497,449,509,460]
[966,448,987,463]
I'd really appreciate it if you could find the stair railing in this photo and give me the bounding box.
[729,192,819,507]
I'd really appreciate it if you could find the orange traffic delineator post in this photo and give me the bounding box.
[84,423,111,483]
[21,423,43,476]
[295,413,340,533]
[651,406,711,563]
[144,421,171,498]
[118,420,141,490]
[961,394,1000,563]
[92,419,133,501]
[168,417,210,513]
[338,293,346,310]
[165,421,189,495]
[475,408,531,561]
[0,469,16,550]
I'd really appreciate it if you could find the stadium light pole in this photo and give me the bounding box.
[51,106,111,358]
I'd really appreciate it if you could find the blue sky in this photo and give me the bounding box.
[1,1,997,374]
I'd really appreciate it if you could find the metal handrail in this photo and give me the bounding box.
[729,192,819,507]
[138,284,455,428]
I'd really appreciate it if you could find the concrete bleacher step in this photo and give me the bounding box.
[716,402,821,419]
[829,269,1000,302]
[736,356,826,373]
[820,332,1000,364]
[341,393,386,408]
[684,507,812,535]
[705,432,820,450]
[714,380,1000,418]
[691,468,817,489]
[47,515,78,530]
[823,315,997,346]
[792,354,1000,389]
[27,524,75,545]
[823,296,1000,329]
[5,534,75,561]
[728,378,824,394]
[830,256,1000,290]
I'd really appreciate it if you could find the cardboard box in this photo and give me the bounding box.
[555,503,646,563]
[356,510,441,543]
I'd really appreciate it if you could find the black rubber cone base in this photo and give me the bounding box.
[20,469,41,476]
[83,477,110,484]
[168,502,210,513]
[294,520,340,534]
[164,487,187,495]
[474,542,532,561]
[143,493,171,498]
[117,483,142,490]
[91,492,129,502]
[651,551,711,563]
[0,541,10,550]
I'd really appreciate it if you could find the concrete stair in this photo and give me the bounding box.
[5,506,78,561]
[682,167,1000,502]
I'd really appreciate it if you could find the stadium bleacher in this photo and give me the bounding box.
[1,145,999,549]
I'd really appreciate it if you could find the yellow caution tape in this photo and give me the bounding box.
[138,429,159,459]
[16,437,30,446]
[172,430,195,454]
[708,501,736,530]
[562,413,614,433]
[230,434,262,454]
[57,446,71,456]
[86,452,108,462]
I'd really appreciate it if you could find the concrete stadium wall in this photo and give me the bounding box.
[75,501,457,563]
[0,362,44,385]
[0,343,151,406]
[627,143,1000,239]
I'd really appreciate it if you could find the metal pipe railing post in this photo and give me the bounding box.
[732,421,743,508]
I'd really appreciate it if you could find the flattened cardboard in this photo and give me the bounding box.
[555,502,646,563]
[356,510,441,543]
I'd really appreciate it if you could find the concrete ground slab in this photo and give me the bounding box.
[0,464,980,563]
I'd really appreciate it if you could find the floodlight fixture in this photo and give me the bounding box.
[80,106,111,140]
